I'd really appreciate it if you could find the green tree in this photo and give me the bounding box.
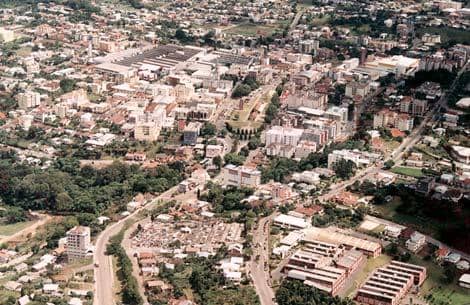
[333,159,356,180]
[59,78,76,93]
[200,122,216,137]
[224,153,246,166]
[4,206,26,224]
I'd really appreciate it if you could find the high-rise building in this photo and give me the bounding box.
[66,226,91,262]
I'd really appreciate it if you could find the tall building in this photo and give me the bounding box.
[345,81,370,100]
[374,110,414,131]
[222,164,261,188]
[265,126,304,147]
[17,91,41,109]
[66,226,91,262]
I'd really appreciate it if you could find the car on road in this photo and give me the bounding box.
[94,263,99,268]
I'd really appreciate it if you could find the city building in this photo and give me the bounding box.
[183,122,202,145]
[406,231,426,253]
[66,226,91,262]
[17,91,41,109]
[327,149,381,169]
[345,81,370,100]
[222,164,261,188]
[273,214,310,230]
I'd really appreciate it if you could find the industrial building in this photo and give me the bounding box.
[355,261,426,305]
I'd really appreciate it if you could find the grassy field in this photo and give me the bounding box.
[391,166,424,178]
[409,255,470,305]
[309,15,331,26]
[225,21,289,36]
[0,220,36,236]
[344,254,391,298]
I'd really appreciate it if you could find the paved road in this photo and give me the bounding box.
[93,185,178,305]
[250,216,276,305]
[289,8,304,32]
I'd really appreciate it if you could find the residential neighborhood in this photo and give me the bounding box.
[0,1,469,305]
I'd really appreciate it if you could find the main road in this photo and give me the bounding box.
[249,215,276,305]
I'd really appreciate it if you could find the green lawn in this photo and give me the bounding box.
[390,166,424,178]
[409,255,470,305]
[0,220,36,236]
[344,255,391,298]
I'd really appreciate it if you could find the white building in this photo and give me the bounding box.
[265,126,304,147]
[222,164,261,188]
[66,226,91,262]
[406,231,426,253]
[327,149,381,169]
[458,274,470,289]
[273,214,310,230]
[17,91,41,109]
[0,27,15,42]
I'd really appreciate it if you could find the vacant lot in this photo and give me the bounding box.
[225,21,289,36]
[0,220,36,236]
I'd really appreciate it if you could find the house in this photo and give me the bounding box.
[445,252,461,264]
[18,295,31,305]
[43,283,59,294]
[435,247,451,263]
[4,281,22,291]
[146,280,171,291]
[68,298,83,305]
[406,231,426,253]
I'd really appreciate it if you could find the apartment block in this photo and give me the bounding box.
[17,91,41,109]
[373,110,414,132]
[265,126,304,147]
[222,164,261,188]
[345,81,370,99]
[183,122,202,145]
